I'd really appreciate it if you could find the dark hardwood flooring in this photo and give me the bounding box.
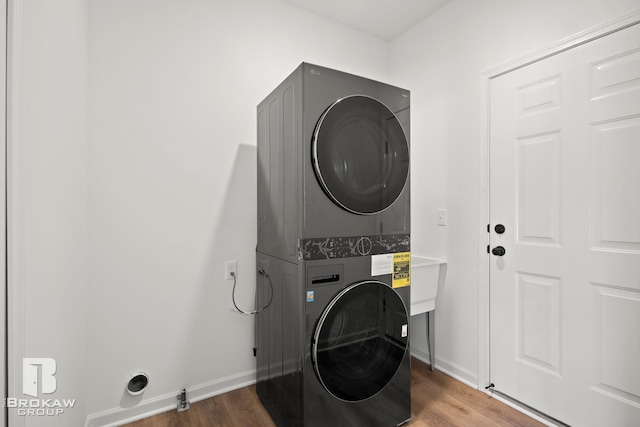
[121,358,543,427]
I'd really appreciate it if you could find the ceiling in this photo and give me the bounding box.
[279,0,451,42]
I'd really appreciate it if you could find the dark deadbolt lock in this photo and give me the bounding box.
[494,224,506,234]
[492,246,506,256]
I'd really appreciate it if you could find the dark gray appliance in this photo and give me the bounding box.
[256,63,410,262]
[256,63,411,426]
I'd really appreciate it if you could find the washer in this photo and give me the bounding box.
[255,254,411,426]
[256,63,410,264]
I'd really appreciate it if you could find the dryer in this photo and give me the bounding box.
[256,63,410,264]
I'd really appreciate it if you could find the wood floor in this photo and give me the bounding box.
[121,358,543,427]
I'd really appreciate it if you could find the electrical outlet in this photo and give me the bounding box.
[437,209,447,226]
[225,261,237,280]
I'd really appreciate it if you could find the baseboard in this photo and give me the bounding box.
[86,354,477,426]
[410,347,431,367]
[410,350,559,426]
[85,369,257,427]
[410,349,479,389]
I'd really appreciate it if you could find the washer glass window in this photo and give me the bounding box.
[312,281,408,402]
[312,96,409,215]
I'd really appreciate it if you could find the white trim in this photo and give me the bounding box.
[410,348,431,368]
[0,1,6,426]
[412,352,557,426]
[5,1,25,426]
[477,69,491,391]
[411,350,478,389]
[478,5,640,406]
[486,10,640,79]
[85,369,257,427]
[432,356,478,389]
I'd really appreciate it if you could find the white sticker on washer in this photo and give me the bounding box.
[371,254,393,276]
[401,324,408,338]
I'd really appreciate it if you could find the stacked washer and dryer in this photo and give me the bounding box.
[256,63,411,426]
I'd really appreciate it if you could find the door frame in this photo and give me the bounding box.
[1,1,6,426]
[478,8,640,399]
[5,1,26,426]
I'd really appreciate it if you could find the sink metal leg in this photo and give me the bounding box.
[426,310,435,371]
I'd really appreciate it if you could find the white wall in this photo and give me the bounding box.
[10,0,89,426]
[391,0,639,384]
[16,0,639,425]
[86,0,390,422]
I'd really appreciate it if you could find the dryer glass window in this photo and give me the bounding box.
[312,96,409,215]
[312,281,408,402]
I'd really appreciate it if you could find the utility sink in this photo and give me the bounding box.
[410,255,446,316]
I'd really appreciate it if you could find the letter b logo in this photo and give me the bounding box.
[23,358,57,397]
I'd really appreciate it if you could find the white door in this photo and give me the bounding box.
[490,22,640,427]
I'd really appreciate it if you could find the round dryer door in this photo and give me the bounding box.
[312,95,409,215]
[311,281,409,402]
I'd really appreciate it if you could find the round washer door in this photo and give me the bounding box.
[312,95,409,215]
[311,281,409,402]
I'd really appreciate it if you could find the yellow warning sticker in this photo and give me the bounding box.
[392,252,410,288]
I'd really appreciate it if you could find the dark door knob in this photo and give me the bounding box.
[492,246,506,256]
[495,224,506,234]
